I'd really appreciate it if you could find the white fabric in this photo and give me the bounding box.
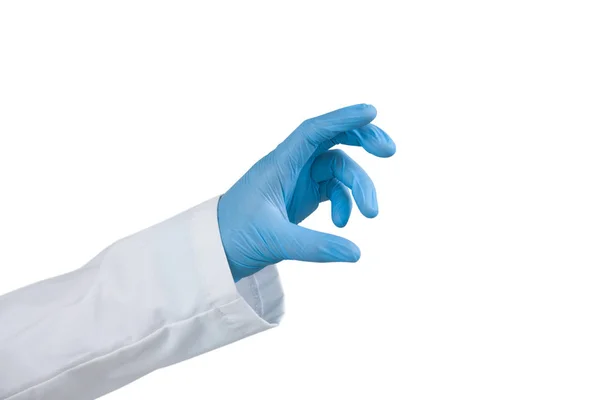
[0,196,285,399]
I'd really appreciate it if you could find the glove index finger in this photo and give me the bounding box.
[309,103,377,133]
[276,104,377,172]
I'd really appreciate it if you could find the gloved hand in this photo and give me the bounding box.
[218,104,396,282]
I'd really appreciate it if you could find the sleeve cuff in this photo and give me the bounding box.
[189,195,285,329]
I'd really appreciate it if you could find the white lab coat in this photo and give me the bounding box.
[0,197,285,399]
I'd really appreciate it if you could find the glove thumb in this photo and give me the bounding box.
[281,223,361,263]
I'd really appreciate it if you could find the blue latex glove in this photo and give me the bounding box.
[218,104,396,282]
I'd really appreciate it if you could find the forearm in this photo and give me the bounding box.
[0,197,284,400]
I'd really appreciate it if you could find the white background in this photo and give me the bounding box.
[1,1,599,399]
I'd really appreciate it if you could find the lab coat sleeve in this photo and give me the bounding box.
[0,196,285,400]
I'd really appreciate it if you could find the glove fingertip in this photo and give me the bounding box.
[332,203,351,228]
[355,124,396,158]
[363,207,379,219]
[355,103,377,119]
[333,217,348,228]
[347,242,361,262]
[380,140,397,158]
[333,218,348,228]
[331,237,361,262]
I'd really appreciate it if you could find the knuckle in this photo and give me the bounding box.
[300,118,318,131]
[327,149,348,170]
[329,148,346,157]
[298,118,323,148]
